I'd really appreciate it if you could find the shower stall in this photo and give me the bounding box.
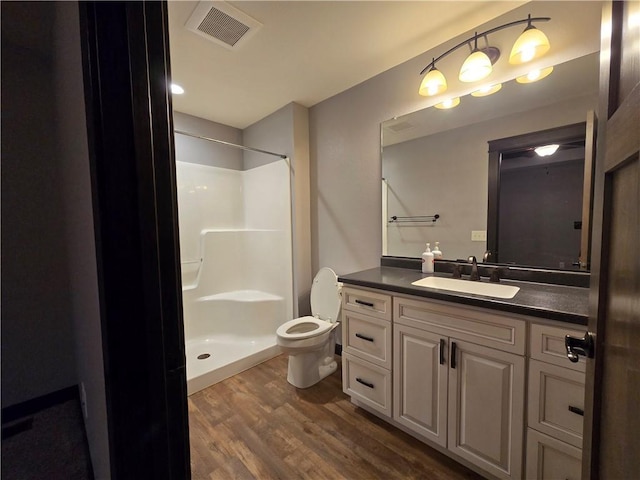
[175,130,294,395]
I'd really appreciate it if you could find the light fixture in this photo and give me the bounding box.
[458,35,499,83]
[535,144,560,156]
[418,14,550,96]
[471,83,502,97]
[509,15,551,65]
[419,61,448,96]
[434,97,461,110]
[516,66,553,84]
[171,83,185,95]
[459,48,493,83]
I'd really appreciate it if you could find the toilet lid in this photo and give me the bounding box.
[310,267,341,323]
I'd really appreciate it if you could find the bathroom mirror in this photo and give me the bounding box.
[382,51,599,270]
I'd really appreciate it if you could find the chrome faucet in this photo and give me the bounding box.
[467,256,480,281]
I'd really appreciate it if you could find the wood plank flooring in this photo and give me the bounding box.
[188,354,484,479]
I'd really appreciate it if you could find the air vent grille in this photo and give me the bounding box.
[386,121,414,133]
[197,7,250,47]
[186,1,262,50]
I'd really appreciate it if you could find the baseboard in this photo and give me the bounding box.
[2,385,79,424]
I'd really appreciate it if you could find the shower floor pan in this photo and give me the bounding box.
[185,334,280,395]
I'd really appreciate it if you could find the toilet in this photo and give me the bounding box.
[276,267,342,388]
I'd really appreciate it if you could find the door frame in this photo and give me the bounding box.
[79,2,190,478]
[487,122,588,265]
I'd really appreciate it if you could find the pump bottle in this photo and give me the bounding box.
[422,243,434,273]
[433,242,443,260]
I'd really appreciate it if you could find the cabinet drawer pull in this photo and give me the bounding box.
[356,377,374,389]
[451,341,457,369]
[355,333,375,342]
[355,299,375,308]
[439,338,446,365]
[568,405,584,416]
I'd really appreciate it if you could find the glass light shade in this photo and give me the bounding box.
[509,26,550,65]
[171,83,185,94]
[459,50,493,82]
[471,83,502,97]
[535,144,560,156]
[419,68,448,96]
[434,97,461,110]
[516,66,553,84]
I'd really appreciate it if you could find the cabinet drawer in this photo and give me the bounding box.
[530,323,586,373]
[526,429,582,480]
[342,353,391,417]
[342,287,392,321]
[343,311,391,369]
[528,359,585,448]
[395,295,526,355]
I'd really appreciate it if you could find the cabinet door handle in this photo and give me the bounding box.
[565,332,595,363]
[355,333,374,342]
[439,339,446,365]
[355,299,375,308]
[568,405,584,416]
[451,341,457,369]
[356,377,374,389]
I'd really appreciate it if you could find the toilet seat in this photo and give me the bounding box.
[276,316,333,340]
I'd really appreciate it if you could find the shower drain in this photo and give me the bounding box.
[197,353,211,360]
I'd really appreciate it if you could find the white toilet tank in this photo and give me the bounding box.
[310,267,341,323]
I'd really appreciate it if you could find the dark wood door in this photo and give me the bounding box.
[80,2,190,478]
[580,1,640,478]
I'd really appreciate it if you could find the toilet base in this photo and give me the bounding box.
[285,335,337,388]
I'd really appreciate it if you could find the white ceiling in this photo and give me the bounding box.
[167,1,527,129]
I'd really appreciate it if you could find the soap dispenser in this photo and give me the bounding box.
[422,243,434,273]
[433,242,443,260]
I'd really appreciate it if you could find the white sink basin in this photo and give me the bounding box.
[411,276,520,299]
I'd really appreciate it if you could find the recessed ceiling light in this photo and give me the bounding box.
[171,83,185,95]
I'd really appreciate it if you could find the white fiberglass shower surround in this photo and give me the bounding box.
[175,129,294,395]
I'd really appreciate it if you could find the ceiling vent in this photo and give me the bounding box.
[185,1,262,50]
[386,121,414,133]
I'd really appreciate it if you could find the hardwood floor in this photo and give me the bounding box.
[188,354,484,479]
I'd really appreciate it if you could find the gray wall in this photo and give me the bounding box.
[1,3,111,477]
[1,2,77,408]
[173,111,243,169]
[244,103,313,316]
[53,3,110,478]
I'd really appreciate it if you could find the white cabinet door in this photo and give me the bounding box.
[393,324,448,447]
[448,339,525,480]
[526,429,582,480]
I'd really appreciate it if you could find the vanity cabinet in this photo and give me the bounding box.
[341,287,392,417]
[526,323,586,480]
[339,282,587,480]
[394,296,526,480]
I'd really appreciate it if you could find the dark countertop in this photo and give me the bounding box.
[338,267,589,325]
